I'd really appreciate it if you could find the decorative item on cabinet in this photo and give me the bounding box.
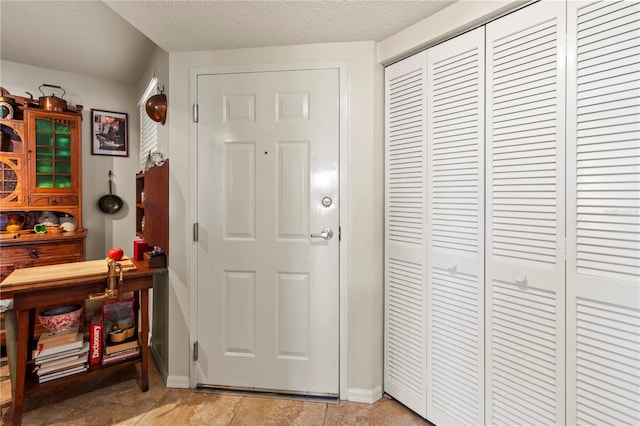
[38,210,59,225]
[37,84,68,112]
[0,88,18,120]
[59,213,77,232]
[5,213,26,232]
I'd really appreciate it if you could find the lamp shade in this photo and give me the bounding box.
[145,93,167,125]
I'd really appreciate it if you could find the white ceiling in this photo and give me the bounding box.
[0,0,455,85]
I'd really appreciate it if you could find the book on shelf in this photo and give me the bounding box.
[37,364,88,383]
[89,315,103,366]
[38,324,80,346]
[101,346,140,365]
[104,336,139,355]
[34,342,90,365]
[32,332,84,359]
[102,299,135,332]
[36,354,88,376]
[34,351,87,372]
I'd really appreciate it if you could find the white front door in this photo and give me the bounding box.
[195,68,340,395]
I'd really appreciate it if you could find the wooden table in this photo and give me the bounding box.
[0,259,158,425]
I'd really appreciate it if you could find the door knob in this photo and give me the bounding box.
[310,228,334,240]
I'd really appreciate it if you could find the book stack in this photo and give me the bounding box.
[101,336,139,365]
[101,299,139,365]
[32,325,89,383]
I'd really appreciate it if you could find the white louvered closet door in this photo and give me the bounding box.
[425,27,485,426]
[566,2,640,425]
[384,51,428,417]
[485,1,567,424]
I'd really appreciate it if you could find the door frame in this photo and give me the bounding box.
[188,61,349,398]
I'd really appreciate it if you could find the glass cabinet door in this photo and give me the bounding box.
[29,111,80,193]
[34,117,73,189]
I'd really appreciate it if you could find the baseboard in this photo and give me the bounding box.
[347,386,383,404]
[166,374,190,388]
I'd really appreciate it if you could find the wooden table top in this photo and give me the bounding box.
[0,258,157,300]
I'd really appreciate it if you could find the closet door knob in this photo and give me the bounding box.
[447,260,457,271]
[514,270,527,285]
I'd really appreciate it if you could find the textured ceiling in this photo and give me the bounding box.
[104,1,455,52]
[1,0,455,85]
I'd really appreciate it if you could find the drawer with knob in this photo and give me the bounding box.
[0,241,83,281]
[28,194,78,207]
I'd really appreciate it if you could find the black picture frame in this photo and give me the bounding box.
[91,109,129,157]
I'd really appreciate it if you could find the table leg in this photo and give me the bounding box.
[140,289,149,392]
[12,309,30,425]
[4,310,17,403]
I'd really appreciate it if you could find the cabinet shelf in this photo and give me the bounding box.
[25,355,141,393]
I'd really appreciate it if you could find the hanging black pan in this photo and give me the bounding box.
[98,171,123,214]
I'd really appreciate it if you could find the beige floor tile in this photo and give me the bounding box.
[137,390,241,426]
[1,354,427,426]
[325,397,430,426]
[230,396,327,426]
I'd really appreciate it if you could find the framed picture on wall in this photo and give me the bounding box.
[91,109,129,157]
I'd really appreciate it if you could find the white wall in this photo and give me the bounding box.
[166,41,385,395]
[136,46,171,383]
[0,60,140,260]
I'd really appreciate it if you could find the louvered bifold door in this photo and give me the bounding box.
[425,27,485,426]
[485,1,567,424]
[384,51,428,417]
[566,2,640,425]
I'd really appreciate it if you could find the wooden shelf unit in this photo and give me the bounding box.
[135,160,168,256]
[1,107,86,350]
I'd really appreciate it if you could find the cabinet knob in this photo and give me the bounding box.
[29,249,39,259]
[514,270,527,285]
[51,199,59,205]
[447,260,457,272]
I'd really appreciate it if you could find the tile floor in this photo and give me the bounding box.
[0,355,430,425]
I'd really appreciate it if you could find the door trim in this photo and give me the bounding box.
[188,61,349,399]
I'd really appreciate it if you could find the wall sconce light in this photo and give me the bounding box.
[145,85,167,125]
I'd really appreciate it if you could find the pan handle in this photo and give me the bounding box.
[108,170,114,194]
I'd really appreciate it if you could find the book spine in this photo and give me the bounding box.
[89,321,103,366]
[101,348,140,365]
[32,334,83,358]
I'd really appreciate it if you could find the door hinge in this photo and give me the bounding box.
[339,226,341,241]
[193,103,199,123]
[193,222,199,242]
[193,341,198,361]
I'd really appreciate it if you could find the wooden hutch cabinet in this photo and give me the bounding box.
[135,160,169,255]
[1,106,86,282]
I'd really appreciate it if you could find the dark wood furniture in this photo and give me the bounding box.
[0,230,87,282]
[135,160,169,255]
[0,107,86,277]
[0,259,157,425]
[1,107,86,349]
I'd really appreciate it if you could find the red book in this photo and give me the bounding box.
[89,315,103,366]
